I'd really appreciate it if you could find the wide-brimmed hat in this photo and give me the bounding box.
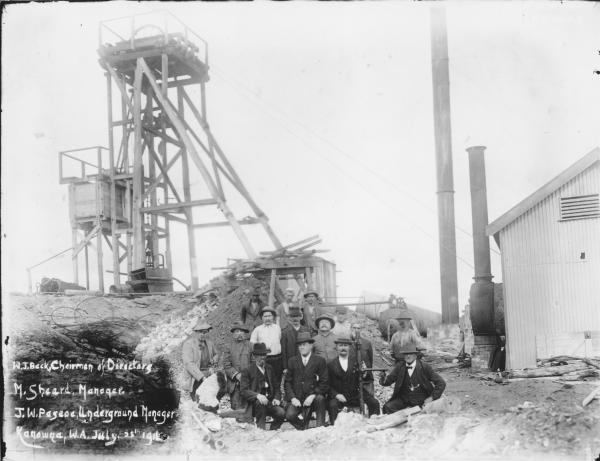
[296,332,315,345]
[284,288,295,295]
[260,307,277,317]
[192,319,212,331]
[335,305,348,314]
[252,343,271,355]
[303,290,320,299]
[288,305,303,317]
[396,310,413,321]
[397,343,420,355]
[230,321,249,333]
[334,335,353,345]
[315,313,335,329]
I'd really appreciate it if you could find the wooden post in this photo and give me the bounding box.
[96,227,104,293]
[146,86,159,267]
[84,243,90,290]
[178,86,199,291]
[132,60,144,269]
[121,73,133,279]
[27,269,32,295]
[107,72,120,287]
[72,228,79,285]
[268,269,277,308]
[161,53,173,271]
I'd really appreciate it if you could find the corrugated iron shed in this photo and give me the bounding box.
[487,148,600,369]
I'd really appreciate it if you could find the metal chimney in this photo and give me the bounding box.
[467,146,493,282]
[466,145,495,335]
[431,7,459,324]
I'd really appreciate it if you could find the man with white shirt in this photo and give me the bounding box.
[250,307,283,389]
[379,343,446,414]
[327,336,380,424]
[240,343,285,430]
[284,332,329,430]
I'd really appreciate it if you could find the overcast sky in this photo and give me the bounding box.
[2,2,599,312]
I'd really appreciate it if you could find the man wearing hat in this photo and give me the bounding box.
[280,305,310,374]
[284,332,329,430]
[276,288,296,328]
[313,313,339,363]
[241,288,265,331]
[379,342,446,414]
[331,305,352,337]
[220,321,252,410]
[301,290,324,334]
[182,319,220,400]
[250,307,283,388]
[389,311,426,362]
[327,336,380,424]
[240,343,286,430]
[349,321,376,397]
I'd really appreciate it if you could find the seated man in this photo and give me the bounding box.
[240,343,285,430]
[327,336,380,424]
[285,332,329,430]
[379,343,446,414]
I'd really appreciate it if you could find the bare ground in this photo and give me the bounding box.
[3,292,599,461]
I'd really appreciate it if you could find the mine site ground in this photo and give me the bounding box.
[3,291,600,461]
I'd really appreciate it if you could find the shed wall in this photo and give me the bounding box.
[500,163,600,369]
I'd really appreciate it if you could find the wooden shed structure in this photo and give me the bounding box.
[487,148,600,369]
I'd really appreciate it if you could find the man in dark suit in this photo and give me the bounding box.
[284,332,329,430]
[280,305,310,373]
[240,343,285,430]
[327,336,380,425]
[379,343,446,414]
[220,321,251,410]
[349,321,376,397]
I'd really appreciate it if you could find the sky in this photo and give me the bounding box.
[2,2,599,313]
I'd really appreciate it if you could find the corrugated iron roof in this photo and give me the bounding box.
[487,147,600,237]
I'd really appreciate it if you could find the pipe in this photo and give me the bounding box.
[466,146,493,281]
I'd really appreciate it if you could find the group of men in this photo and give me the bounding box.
[182,288,446,430]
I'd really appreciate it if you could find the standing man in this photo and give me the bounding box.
[241,288,265,332]
[389,312,425,362]
[327,336,380,424]
[250,307,283,390]
[240,343,285,430]
[182,319,219,400]
[349,321,376,396]
[220,321,251,410]
[301,290,323,334]
[313,313,339,363]
[331,305,352,337]
[285,332,329,430]
[280,305,310,375]
[276,288,296,327]
[379,343,446,414]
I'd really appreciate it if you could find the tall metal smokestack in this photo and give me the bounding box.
[467,146,493,282]
[430,7,459,324]
[466,145,495,335]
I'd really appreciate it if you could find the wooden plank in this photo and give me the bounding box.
[132,60,144,268]
[141,199,217,213]
[193,218,259,229]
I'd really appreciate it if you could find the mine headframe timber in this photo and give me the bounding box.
[59,12,288,293]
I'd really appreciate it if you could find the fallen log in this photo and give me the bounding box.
[509,362,590,378]
[366,406,421,432]
[540,356,600,370]
[559,369,598,381]
[582,386,600,407]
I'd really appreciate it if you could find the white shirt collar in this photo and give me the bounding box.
[302,353,311,364]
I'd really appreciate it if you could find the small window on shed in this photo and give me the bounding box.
[560,194,600,221]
